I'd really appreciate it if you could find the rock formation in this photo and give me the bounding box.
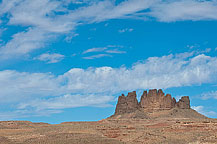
[115,91,140,115]
[114,89,190,116]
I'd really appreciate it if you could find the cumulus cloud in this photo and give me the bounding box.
[1,0,217,58]
[1,52,217,103]
[35,53,65,63]
[0,52,217,118]
[192,106,217,117]
[0,70,60,103]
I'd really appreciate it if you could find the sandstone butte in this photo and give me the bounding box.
[0,89,217,144]
[110,89,206,119]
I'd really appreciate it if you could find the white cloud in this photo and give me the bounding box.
[82,45,126,58]
[35,53,65,63]
[149,0,217,22]
[65,33,79,43]
[7,0,74,33]
[0,0,75,58]
[1,52,217,103]
[0,0,23,15]
[1,52,217,118]
[18,94,113,110]
[82,54,112,59]
[201,91,217,100]
[63,0,90,5]
[118,28,134,33]
[1,0,217,58]
[0,109,62,120]
[0,70,61,103]
[192,106,217,117]
[0,94,112,120]
[70,0,217,23]
[106,49,126,54]
[0,28,54,58]
[64,0,157,23]
[202,48,212,53]
[83,47,107,54]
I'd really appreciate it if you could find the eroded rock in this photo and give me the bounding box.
[115,89,191,116]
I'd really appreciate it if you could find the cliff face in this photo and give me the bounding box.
[114,89,190,115]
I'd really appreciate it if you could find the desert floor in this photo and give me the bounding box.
[0,118,217,144]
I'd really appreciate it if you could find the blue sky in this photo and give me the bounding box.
[0,0,217,124]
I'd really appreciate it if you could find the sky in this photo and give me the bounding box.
[0,0,217,124]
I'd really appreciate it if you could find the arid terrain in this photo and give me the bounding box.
[0,118,217,144]
[0,89,217,144]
